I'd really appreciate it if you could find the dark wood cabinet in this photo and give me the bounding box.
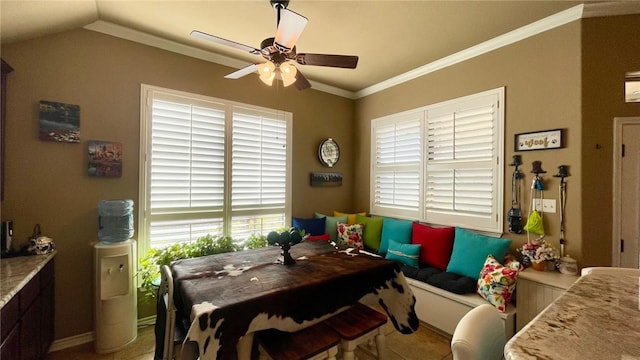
[41,280,55,356]
[20,295,42,360]
[0,259,55,359]
[0,323,20,360]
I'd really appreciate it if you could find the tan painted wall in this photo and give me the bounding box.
[2,13,638,343]
[1,29,355,339]
[354,22,584,261]
[580,14,640,267]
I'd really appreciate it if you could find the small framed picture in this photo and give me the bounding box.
[515,129,564,151]
[88,141,122,177]
[39,100,80,143]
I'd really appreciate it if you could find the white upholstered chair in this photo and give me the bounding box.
[580,267,640,276]
[451,304,505,360]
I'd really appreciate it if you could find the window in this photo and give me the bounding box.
[371,88,504,234]
[371,113,422,219]
[139,85,291,252]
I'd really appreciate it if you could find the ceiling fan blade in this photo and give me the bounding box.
[224,64,260,79]
[294,70,311,90]
[274,9,308,53]
[191,30,261,55]
[295,53,359,69]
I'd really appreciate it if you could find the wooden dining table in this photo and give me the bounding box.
[167,241,419,360]
[504,272,640,360]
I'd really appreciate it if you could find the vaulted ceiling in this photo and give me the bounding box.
[2,1,638,95]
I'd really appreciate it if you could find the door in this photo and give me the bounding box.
[613,117,640,268]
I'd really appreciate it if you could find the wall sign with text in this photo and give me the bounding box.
[310,172,343,187]
[515,129,564,151]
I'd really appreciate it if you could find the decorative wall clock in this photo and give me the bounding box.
[318,138,340,167]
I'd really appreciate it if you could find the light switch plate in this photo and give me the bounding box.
[534,199,556,213]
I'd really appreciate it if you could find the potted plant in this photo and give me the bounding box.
[138,233,267,301]
[518,239,559,271]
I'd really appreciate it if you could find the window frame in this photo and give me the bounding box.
[138,84,292,257]
[370,87,505,235]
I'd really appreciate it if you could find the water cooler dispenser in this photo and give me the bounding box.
[94,199,137,353]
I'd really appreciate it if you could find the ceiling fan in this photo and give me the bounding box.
[191,0,358,90]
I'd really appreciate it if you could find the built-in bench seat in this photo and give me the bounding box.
[400,264,516,339]
[299,213,518,340]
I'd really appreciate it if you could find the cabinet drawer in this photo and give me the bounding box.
[19,274,40,313]
[1,295,19,340]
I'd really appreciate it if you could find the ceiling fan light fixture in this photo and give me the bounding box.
[274,9,308,53]
[194,0,358,91]
[259,61,276,86]
[279,62,298,87]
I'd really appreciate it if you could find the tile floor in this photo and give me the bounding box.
[47,321,453,360]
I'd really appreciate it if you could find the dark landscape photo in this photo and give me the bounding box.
[39,100,80,143]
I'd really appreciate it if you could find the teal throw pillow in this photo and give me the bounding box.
[315,213,348,242]
[385,240,421,267]
[379,217,413,254]
[355,214,383,252]
[446,227,512,279]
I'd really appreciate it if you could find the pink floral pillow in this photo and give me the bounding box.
[476,254,520,312]
[337,222,363,250]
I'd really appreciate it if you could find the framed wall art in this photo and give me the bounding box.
[39,100,80,143]
[88,140,122,177]
[515,129,564,151]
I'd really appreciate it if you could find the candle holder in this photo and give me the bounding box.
[267,228,303,266]
[278,243,296,265]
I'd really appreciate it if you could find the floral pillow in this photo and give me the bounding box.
[477,254,520,312]
[337,222,363,250]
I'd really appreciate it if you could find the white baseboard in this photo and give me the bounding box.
[138,315,157,327]
[49,332,94,352]
[49,316,158,352]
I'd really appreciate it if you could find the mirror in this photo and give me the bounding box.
[625,71,640,103]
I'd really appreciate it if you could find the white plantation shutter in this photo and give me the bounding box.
[425,91,502,231]
[370,88,504,233]
[231,108,287,210]
[140,85,291,250]
[150,96,226,212]
[371,115,422,218]
[230,106,289,239]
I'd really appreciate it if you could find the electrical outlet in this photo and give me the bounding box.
[534,199,556,213]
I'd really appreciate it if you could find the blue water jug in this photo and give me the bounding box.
[98,199,134,243]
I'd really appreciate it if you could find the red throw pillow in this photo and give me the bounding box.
[306,233,331,242]
[411,223,455,271]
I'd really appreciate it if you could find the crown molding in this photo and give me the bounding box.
[354,4,584,98]
[83,20,354,99]
[84,2,639,100]
[582,1,640,18]
[84,20,247,69]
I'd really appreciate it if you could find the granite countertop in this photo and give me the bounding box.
[0,252,56,309]
[505,273,640,360]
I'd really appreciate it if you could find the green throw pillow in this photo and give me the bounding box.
[355,214,383,252]
[314,213,348,242]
